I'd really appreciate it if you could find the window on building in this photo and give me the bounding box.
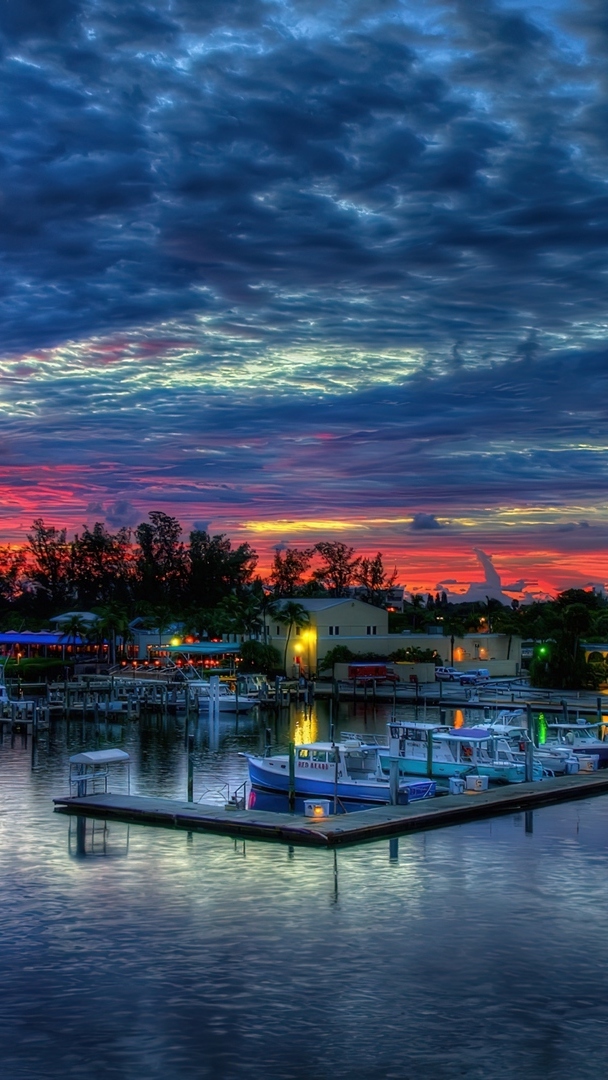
[366,626,377,635]
[275,626,281,636]
[328,625,340,636]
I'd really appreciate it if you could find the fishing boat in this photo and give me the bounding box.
[542,721,608,767]
[380,722,544,784]
[243,739,436,805]
[483,713,579,775]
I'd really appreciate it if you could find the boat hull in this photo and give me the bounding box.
[378,752,540,784]
[245,756,434,804]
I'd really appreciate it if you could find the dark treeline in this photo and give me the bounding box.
[0,512,606,688]
[0,514,398,639]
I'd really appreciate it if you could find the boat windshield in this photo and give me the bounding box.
[343,748,379,778]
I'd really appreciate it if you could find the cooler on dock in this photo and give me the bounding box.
[465,775,489,792]
[448,777,465,795]
[577,754,599,772]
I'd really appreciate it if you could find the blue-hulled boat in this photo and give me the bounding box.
[243,739,436,805]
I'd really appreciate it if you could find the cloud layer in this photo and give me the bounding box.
[0,0,607,593]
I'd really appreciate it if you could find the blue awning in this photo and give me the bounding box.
[0,632,86,645]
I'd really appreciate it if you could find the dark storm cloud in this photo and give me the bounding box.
[410,513,442,531]
[0,0,607,576]
[1,0,608,357]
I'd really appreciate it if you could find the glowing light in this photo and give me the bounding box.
[170,636,182,646]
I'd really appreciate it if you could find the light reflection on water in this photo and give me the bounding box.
[1,703,608,1078]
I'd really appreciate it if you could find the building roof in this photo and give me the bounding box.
[49,611,99,624]
[268,597,375,612]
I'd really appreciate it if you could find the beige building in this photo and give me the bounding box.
[264,599,521,677]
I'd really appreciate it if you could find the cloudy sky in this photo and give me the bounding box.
[1,0,607,597]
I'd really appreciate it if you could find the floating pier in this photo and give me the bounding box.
[53,771,608,848]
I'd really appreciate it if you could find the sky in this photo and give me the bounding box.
[1,0,607,599]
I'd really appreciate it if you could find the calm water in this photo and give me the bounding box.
[2,700,608,1079]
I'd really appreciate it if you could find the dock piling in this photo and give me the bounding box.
[525,704,535,782]
[389,757,399,804]
[187,735,194,802]
[288,741,295,812]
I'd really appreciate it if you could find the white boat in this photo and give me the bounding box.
[244,739,436,805]
[381,722,544,783]
[194,682,258,712]
[483,712,578,775]
[542,722,608,767]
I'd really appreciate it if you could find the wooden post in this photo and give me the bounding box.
[525,704,535,782]
[389,757,399,804]
[288,741,295,812]
[333,744,339,816]
[426,728,434,778]
[187,734,194,802]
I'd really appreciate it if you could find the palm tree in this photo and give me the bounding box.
[56,615,90,661]
[94,604,132,666]
[270,601,310,675]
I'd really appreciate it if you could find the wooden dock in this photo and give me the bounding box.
[53,771,608,848]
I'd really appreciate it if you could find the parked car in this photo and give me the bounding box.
[435,667,461,681]
[459,672,479,685]
[459,668,491,685]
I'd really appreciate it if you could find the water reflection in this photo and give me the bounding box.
[2,705,608,1078]
[68,816,131,859]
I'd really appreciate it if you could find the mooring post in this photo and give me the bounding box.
[525,703,535,782]
[187,734,194,802]
[598,697,605,734]
[288,741,296,812]
[329,696,334,743]
[333,744,339,816]
[561,699,569,725]
[389,756,399,804]
[389,838,399,862]
[426,729,434,778]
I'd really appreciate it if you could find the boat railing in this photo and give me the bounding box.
[196,778,248,809]
[340,731,387,747]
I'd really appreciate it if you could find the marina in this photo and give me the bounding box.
[3,696,608,1079]
[53,770,608,846]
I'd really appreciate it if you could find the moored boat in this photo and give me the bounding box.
[194,682,258,712]
[243,739,436,805]
[380,722,544,784]
[542,721,608,767]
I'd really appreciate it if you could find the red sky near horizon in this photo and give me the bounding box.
[1,1,607,602]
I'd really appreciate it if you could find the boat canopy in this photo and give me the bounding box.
[547,721,600,730]
[437,728,494,741]
[162,643,241,655]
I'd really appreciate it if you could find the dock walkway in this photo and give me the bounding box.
[53,771,608,848]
